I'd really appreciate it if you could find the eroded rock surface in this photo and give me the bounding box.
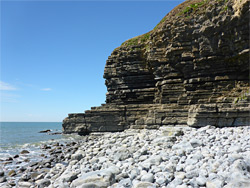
[63,0,249,134]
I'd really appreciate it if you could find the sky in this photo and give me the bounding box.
[0,0,184,122]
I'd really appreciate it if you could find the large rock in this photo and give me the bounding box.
[17,181,33,188]
[0,169,4,177]
[36,179,51,188]
[71,167,118,188]
[224,159,250,188]
[133,182,156,188]
[63,0,250,134]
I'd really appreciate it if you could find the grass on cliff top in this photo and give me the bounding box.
[153,16,168,30]
[181,1,205,14]
[180,0,230,15]
[121,32,151,47]
[152,0,206,30]
[153,0,230,30]
[121,0,206,47]
[120,0,230,48]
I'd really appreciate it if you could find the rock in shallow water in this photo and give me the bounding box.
[39,129,51,133]
[13,154,19,158]
[0,169,4,177]
[20,150,30,154]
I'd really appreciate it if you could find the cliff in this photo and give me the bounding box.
[63,0,250,135]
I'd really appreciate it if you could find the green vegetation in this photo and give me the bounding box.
[145,44,151,52]
[234,90,249,104]
[181,1,205,15]
[183,3,201,14]
[122,37,139,46]
[216,0,229,3]
[153,16,167,30]
[121,32,151,47]
[122,0,231,48]
[178,0,229,16]
[141,33,150,43]
[219,5,228,14]
[216,0,229,13]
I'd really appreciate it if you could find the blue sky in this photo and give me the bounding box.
[0,0,184,122]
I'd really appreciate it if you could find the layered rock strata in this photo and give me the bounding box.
[63,0,250,134]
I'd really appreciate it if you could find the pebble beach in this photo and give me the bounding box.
[1,125,250,188]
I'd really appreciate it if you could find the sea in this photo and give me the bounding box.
[0,122,83,185]
[0,122,79,157]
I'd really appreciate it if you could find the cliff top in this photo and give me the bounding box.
[120,0,248,49]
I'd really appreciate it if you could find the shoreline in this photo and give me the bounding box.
[0,134,83,187]
[1,125,250,188]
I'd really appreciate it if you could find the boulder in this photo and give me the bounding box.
[36,179,51,188]
[71,168,117,188]
[133,182,156,188]
[20,150,30,154]
[39,129,51,133]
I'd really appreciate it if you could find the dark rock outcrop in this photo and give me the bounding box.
[63,0,249,134]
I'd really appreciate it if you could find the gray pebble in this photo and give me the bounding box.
[141,173,154,183]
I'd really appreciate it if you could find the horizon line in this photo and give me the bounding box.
[0,121,62,123]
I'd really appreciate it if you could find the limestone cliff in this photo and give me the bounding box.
[63,0,250,135]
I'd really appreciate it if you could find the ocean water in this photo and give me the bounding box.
[0,122,83,185]
[0,122,82,179]
[0,122,63,150]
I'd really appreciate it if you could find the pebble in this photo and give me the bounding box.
[176,185,188,188]
[8,180,16,186]
[71,153,83,161]
[0,170,4,176]
[7,170,16,177]
[20,173,31,181]
[116,178,132,187]
[196,176,207,186]
[0,126,250,188]
[134,181,156,188]
[0,176,7,183]
[35,179,51,188]
[18,181,33,187]
[13,155,19,158]
[141,173,154,183]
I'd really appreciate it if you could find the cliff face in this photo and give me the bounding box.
[63,0,250,135]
